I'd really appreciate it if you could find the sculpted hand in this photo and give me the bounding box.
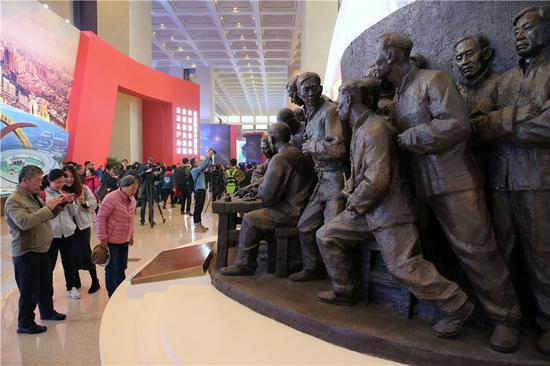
[516,104,540,123]
[302,140,315,155]
[397,131,412,150]
[46,197,64,211]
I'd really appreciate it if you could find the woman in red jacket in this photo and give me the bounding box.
[95,175,139,297]
[84,168,100,199]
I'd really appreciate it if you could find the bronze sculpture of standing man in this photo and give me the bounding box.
[374,32,521,353]
[471,7,550,355]
[290,72,351,282]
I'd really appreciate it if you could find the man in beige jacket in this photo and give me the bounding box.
[5,165,66,334]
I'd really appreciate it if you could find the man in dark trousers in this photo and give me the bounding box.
[5,165,67,334]
[317,79,473,339]
[176,158,193,215]
[374,32,521,353]
[472,7,550,355]
[220,123,316,275]
[291,72,351,282]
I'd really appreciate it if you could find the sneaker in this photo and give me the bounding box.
[194,225,208,233]
[67,287,81,299]
[17,323,47,334]
[198,223,209,231]
[432,301,474,338]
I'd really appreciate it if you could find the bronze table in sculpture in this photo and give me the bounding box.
[212,197,263,270]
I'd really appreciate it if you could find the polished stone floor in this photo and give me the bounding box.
[1,204,217,366]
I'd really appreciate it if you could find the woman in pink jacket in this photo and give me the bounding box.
[95,175,139,297]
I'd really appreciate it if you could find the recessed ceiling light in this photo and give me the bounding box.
[186,56,190,60]
[232,7,239,13]
[170,35,175,40]
[43,3,48,8]
[237,22,241,27]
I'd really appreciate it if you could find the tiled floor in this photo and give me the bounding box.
[1,204,217,366]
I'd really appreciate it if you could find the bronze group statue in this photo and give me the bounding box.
[316,79,474,338]
[220,123,315,275]
[472,7,550,355]
[214,4,550,359]
[374,32,521,353]
[291,72,351,282]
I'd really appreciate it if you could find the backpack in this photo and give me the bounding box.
[226,169,238,194]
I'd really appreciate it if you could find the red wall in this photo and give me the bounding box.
[66,32,200,166]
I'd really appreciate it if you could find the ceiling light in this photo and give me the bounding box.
[43,3,48,8]
[178,47,183,51]
[170,35,175,40]
[240,35,245,40]
[186,56,190,60]
[232,7,239,13]
[65,19,70,24]
[237,22,241,27]
[192,63,196,68]
[160,23,165,28]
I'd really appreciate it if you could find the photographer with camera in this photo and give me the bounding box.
[138,157,162,227]
[190,149,215,233]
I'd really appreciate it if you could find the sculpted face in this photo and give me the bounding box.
[454,38,487,80]
[298,78,322,108]
[337,88,351,122]
[286,85,304,106]
[514,11,549,57]
[261,135,274,159]
[373,41,392,81]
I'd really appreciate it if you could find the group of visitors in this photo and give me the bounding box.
[5,160,139,335]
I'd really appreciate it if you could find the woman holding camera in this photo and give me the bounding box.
[42,169,80,299]
[63,165,100,294]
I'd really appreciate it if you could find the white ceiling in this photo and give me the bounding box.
[151,0,302,117]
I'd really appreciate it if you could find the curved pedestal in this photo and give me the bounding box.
[210,252,548,366]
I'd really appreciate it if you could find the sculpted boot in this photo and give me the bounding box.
[289,234,325,282]
[537,330,550,355]
[431,301,474,338]
[316,290,357,306]
[219,264,254,276]
[489,325,520,353]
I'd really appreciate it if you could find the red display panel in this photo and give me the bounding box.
[66,31,200,165]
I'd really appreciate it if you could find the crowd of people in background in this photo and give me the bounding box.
[4,154,263,334]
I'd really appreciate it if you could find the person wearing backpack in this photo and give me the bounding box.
[225,159,244,194]
[161,167,175,209]
[190,149,214,233]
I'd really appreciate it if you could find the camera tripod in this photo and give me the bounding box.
[142,180,166,228]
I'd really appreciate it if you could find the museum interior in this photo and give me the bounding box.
[1,1,549,365]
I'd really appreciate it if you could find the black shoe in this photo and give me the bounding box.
[220,265,254,276]
[315,290,357,306]
[432,301,474,338]
[17,324,47,334]
[150,221,156,228]
[489,325,520,353]
[41,311,67,321]
[88,281,101,294]
[140,222,145,226]
[180,211,185,215]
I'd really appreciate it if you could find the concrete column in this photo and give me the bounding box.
[195,66,215,124]
[97,0,151,163]
[301,0,338,82]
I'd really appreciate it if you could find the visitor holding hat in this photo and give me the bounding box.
[95,175,139,297]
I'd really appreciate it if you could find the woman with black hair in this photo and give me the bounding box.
[42,169,80,299]
[63,165,100,294]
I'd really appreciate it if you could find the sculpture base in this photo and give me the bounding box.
[210,249,548,366]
